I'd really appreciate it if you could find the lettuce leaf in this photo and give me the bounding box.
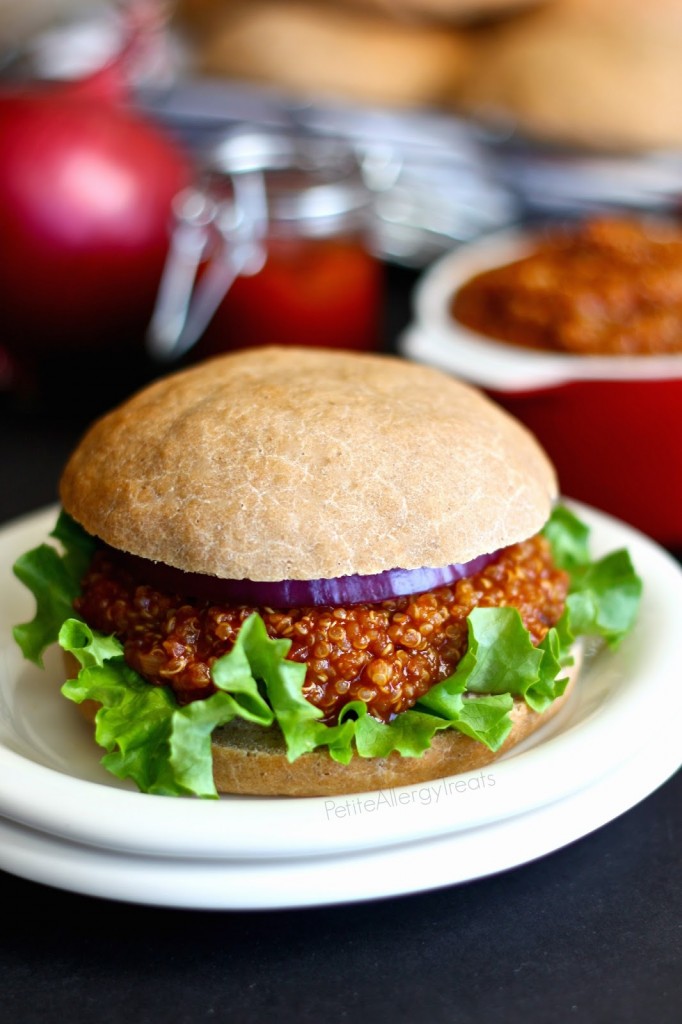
[350,694,515,757]
[13,505,643,797]
[13,509,95,666]
[543,504,642,646]
[542,503,591,570]
[60,617,274,797]
[418,605,569,722]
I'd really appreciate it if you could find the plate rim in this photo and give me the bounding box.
[0,732,677,910]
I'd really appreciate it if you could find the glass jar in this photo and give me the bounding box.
[148,130,384,362]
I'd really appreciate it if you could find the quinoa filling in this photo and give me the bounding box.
[74,534,568,725]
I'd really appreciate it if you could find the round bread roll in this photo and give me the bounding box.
[67,651,580,797]
[59,346,557,582]
[454,0,682,151]
[175,0,471,108]
[334,0,553,24]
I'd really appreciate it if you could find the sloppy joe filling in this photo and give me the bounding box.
[74,534,568,724]
[452,216,682,355]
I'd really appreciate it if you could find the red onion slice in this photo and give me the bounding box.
[116,549,501,607]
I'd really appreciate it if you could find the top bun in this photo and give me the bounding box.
[59,347,557,581]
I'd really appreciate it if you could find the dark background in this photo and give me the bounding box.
[0,264,680,1024]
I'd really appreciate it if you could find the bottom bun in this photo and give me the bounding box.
[65,650,580,797]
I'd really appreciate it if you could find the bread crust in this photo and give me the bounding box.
[59,346,557,582]
[455,0,682,151]
[334,0,550,23]
[66,649,579,797]
[176,1,470,108]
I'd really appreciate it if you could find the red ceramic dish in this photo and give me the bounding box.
[488,377,682,547]
[402,229,682,547]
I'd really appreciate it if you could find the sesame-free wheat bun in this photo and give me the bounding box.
[60,346,557,582]
[57,346,574,798]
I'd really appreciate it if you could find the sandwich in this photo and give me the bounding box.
[13,346,641,797]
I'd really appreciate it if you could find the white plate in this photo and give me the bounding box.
[402,229,682,390]
[0,504,680,865]
[0,730,677,910]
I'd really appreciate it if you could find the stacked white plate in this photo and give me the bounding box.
[0,505,680,910]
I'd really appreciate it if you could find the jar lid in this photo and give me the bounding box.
[202,130,372,231]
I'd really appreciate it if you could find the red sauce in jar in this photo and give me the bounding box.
[173,133,386,358]
[195,235,383,356]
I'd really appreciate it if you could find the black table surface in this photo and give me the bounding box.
[1,266,680,1024]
